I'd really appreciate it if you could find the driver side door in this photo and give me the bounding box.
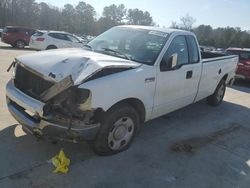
[152,35,200,118]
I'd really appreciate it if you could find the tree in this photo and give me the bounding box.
[75,1,96,34]
[194,25,214,45]
[170,21,179,29]
[179,14,196,30]
[127,8,153,26]
[61,4,76,33]
[103,4,126,24]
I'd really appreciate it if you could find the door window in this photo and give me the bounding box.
[67,35,80,43]
[49,33,70,41]
[162,36,189,67]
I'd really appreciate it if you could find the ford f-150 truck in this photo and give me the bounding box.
[6,25,238,155]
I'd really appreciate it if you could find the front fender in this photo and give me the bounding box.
[78,65,156,121]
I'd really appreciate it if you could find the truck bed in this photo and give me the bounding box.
[201,51,226,59]
[195,52,238,102]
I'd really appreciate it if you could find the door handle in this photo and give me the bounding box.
[145,77,155,83]
[186,71,193,79]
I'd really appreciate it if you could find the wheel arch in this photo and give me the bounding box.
[46,45,57,50]
[222,74,228,82]
[106,98,146,124]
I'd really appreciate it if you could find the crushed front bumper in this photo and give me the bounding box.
[6,79,100,141]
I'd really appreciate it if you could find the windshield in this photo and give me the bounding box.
[87,27,168,65]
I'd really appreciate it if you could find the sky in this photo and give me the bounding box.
[36,0,250,30]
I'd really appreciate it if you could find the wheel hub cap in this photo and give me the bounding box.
[108,116,134,151]
[114,126,127,140]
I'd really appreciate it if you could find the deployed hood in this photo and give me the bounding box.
[16,48,141,85]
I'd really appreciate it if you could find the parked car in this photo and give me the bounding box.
[1,26,36,48]
[6,25,238,155]
[29,30,86,50]
[200,45,216,52]
[226,48,250,80]
[211,48,226,55]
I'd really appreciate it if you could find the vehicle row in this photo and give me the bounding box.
[1,26,93,50]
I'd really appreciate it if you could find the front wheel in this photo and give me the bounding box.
[207,80,226,106]
[94,104,140,156]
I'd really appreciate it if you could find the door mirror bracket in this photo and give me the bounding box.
[160,53,178,72]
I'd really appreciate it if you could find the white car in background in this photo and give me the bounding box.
[29,30,86,50]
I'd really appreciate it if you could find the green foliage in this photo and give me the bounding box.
[0,0,249,48]
[0,0,154,36]
[170,14,250,48]
[193,25,250,48]
[103,4,126,24]
[127,9,153,26]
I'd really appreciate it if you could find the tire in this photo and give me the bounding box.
[15,40,25,49]
[94,104,140,156]
[46,45,57,50]
[207,79,226,106]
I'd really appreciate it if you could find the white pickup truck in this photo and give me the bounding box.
[6,25,238,155]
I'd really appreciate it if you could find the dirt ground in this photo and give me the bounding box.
[0,41,250,188]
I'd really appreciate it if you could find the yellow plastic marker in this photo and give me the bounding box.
[51,149,70,174]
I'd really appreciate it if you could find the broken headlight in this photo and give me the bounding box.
[43,87,91,116]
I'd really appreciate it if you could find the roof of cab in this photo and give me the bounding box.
[116,25,193,35]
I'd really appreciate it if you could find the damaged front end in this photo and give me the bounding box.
[6,50,140,142]
[41,77,102,139]
[6,64,102,142]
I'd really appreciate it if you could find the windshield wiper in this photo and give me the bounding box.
[102,48,131,60]
[83,44,93,50]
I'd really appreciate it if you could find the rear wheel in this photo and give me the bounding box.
[207,80,226,106]
[94,104,140,156]
[15,40,25,49]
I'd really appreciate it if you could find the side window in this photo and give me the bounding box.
[186,36,199,63]
[49,33,69,41]
[162,35,189,67]
[67,35,80,43]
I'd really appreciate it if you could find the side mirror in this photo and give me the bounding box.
[160,53,178,71]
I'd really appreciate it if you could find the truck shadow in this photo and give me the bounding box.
[0,124,94,180]
[0,45,37,51]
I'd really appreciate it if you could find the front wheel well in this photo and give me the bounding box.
[222,74,228,82]
[106,98,146,124]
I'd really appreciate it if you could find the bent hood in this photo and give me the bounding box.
[16,48,141,85]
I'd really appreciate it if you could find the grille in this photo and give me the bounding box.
[14,64,54,100]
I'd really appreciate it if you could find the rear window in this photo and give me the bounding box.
[33,31,44,36]
[3,27,19,33]
[186,35,199,63]
[3,27,34,34]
